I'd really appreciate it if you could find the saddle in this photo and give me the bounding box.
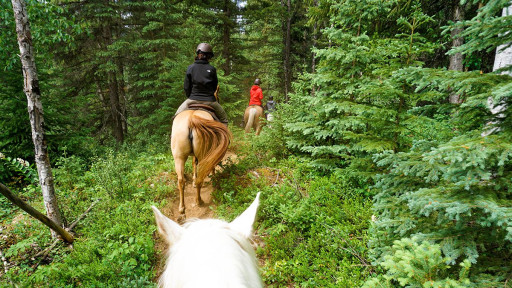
[186,103,220,122]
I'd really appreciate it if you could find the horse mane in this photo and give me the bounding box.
[159,219,262,288]
[153,193,262,288]
[189,115,231,181]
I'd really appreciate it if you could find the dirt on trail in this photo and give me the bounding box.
[153,151,238,280]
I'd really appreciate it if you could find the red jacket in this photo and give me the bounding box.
[249,85,263,106]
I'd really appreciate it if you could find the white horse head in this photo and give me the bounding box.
[152,193,263,288]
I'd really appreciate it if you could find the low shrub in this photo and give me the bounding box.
[2,146,173,287]
[212,153,373,287]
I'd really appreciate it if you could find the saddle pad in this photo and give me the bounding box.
[188,103,216,113]
[186,104,220,122]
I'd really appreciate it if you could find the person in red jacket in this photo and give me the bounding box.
[249,78,264,107]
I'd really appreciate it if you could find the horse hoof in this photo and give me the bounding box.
[177,214,186,224]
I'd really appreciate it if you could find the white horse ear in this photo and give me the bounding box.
[152,206,184,244]
[229,192,260,238]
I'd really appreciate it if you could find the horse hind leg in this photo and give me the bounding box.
[192,156,204,207]
[192,156,197,188]
[194,180,204,207]
[255,119,262,135]
[174,156,187,214]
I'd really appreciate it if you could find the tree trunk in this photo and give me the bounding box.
[483,5,512,136]
[311,19,317,97]
[103,24,124,143]
[11,0,64,239]
[449,0,465,103]
[493,5,512,76]
[116,59,128,136]
[282,0,292,102]
[108,70,124,143]
[311,0,318,77]
[222,0,232,76]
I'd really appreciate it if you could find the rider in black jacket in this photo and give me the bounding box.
[175,43,228,126]
[184,59,217,101]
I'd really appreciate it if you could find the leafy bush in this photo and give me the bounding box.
[212,152,373,287]
[3,146,174,287]
[0,153,38,185]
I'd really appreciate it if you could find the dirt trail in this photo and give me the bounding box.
[165,151,236,221]
[154,151,237,279]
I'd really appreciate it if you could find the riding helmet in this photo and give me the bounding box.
[254,78,261,85]
[196,43,214,57]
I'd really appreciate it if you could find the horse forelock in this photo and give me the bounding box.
[159,219,262,288]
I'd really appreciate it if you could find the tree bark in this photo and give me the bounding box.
[103,24,124,143]
[11,0,64,239]
[483,5,512,136]
[311,0,318,97]
[116,59,128,136]
[311,19,317,97]
[108,70,124,143]
[449,0,465,103]
[493,5,512,76]
[222,0,232,76]
[0,184,73,243]
[282,0,292,102]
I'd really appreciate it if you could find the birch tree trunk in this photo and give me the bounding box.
[11,0,64,238]
[492,5,512,76]
[483,5,512,136]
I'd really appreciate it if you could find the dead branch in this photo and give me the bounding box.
[272,171,280,186]
[68,198,100,231]
[0,183,73,243]
[32,199,100,261]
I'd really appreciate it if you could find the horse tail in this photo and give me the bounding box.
[245,108,256,133]
[189,115,231,181]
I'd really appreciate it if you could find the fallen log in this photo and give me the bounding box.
[0,183,73,243]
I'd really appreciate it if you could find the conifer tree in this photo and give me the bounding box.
[281,0,436,172]
[366,1,512,285]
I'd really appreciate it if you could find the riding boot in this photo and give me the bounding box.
[210,102,229,126]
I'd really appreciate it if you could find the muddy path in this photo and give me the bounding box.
[153,151,238,279]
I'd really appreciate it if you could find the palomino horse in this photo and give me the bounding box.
[244,105,264,135]
[171,110,230,214]
[152,193,263,288]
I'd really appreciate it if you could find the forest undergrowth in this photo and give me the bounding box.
[0,126,373,287]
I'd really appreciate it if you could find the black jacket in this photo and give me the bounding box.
[184,59,218,102]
